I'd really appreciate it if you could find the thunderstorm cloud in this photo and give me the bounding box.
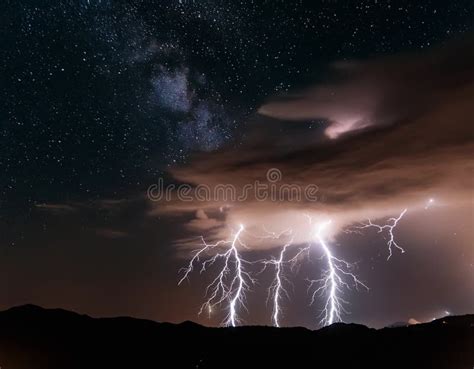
[153,38,474,248]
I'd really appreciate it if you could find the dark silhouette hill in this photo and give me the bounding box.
[0,305,472,369]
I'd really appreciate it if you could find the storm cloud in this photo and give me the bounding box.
[154,38,474,248]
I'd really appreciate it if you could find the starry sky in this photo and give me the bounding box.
[0,0,473,328]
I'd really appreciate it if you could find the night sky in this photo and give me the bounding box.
[1,0,473,329]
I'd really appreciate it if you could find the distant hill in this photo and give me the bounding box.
[0,305,472,369]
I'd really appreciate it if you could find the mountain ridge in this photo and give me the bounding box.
[0,304,473,369]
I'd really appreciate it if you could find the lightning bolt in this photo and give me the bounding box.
[352,209,407,260]
[308,220,368,326]
[425,198,434,210]
[259,217,368,327]
[179,210,407,328]
[259,235,294,327]
[178,224,255,327]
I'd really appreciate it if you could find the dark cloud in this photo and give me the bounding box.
[259,38,474,139]
[155,39,474,246]
[96,228,129,239]
[35,203,77,213]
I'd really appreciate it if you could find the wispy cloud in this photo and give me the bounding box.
[35,203,77,213]
[95,228,129,239]
[151,38,474,249]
